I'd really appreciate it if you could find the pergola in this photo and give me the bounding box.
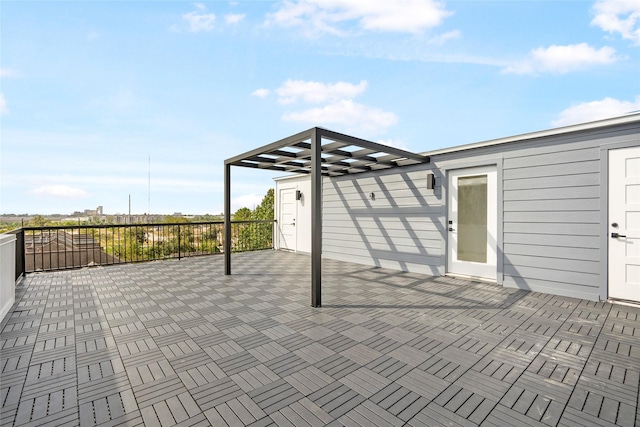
[224,127,430,307]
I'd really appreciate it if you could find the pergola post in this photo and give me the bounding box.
[224,162,231,275]
[311,128,322,307]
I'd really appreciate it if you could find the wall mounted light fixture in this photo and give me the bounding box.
[296,190,302,200]
[427,173,436,190]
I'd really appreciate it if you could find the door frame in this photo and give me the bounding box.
[603,142,640,301]
[446,165,498,281]
[277,185,298,251]
[439,160,503,284]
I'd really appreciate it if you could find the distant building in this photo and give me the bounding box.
[112,214,165,224]
[72,206,104,217]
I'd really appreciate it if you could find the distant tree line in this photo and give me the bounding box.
[3,189,276,260]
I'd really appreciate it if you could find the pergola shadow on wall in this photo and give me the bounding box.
[224,127,430,307]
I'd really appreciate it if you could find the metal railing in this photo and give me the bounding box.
[10,220,274,275]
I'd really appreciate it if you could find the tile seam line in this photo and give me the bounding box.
[551,302,612,426]
[501,299,606,427]
[93,266,142,425]
[6,271,51,427]
[107,264,212,425]
[415,293,566,426]
[358,285,521,426]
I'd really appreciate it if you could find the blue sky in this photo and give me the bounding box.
[1,0,639,215]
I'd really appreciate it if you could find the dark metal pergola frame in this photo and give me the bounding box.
[224,127,429,307]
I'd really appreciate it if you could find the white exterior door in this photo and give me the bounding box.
[609,146,640,302]
[447,166,497,280]
[278,187,297,251]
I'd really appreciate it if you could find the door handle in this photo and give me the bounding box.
[611,232,626,238]
[448,227,455,231]
[291,223,296,226]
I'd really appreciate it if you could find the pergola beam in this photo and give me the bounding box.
[318,128,428,162]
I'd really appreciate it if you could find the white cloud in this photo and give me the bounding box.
[252,88,270,98]
[592,0,640,45]
[428,30,461,45]
[276,79,367,104]
[30,185,88,198]
[265,0,452,36]
[503,43,618,75]
[0,93,8,115]
[183,5,216,32]
[282,99,397,134]
[260,78,396,134]
[552,95,640,127]
[225,13,246,24]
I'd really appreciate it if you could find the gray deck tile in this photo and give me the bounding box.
[452,369,510,402]
[361,335,403,354]
[514,370,574,403]
[270,398,333,427]
[275,332,314,351]
[339,343,383,367]
[191,376,244,411]
[366,355,413,382]
[370,383,429,421]
[307,382,366,419]
[559,406,627,427]
[264,352,310,377]
[216,351,261,376]
[178,362,226,389]
[419,353,467,381]
[482,403,549,427]
[126,359,175,386]
[234,332,272,351]
[245,416,277,427]
[568,386,636,426]
[4,252,640,426]
[14,388,78,426]
[319,333,358,353]
[338,400,403,427]
[231,364,280,392]
[314,354,360,380]
[132,374,188,409]
[247,379,304,415]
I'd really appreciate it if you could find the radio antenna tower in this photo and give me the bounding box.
[148,155,151,215]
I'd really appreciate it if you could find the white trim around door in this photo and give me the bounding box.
[447,165,498,281]
[609,146,640,302]
[278,186,297,251]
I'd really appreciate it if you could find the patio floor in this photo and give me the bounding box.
[1,250,639,427]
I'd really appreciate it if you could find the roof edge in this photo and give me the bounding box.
[420,112,640,157]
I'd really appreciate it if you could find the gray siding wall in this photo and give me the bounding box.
[497,125,638,300]
[322,166,443,276]
[321,122,640,301]
[499,141,602,300]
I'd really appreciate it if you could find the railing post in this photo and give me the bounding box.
[224,162,231,275]
[12,229,25,282]
[177,224,181,260]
